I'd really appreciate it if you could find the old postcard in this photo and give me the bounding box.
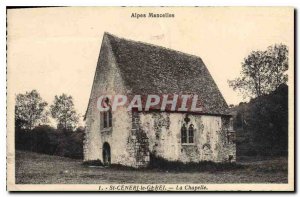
[6,7,294,191]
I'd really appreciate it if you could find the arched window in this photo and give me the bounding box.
[102,98,112,129]
[181,124,187,143]
[188,124,194,143]
[181,123,195,144]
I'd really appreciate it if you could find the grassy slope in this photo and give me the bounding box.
[15,151,288,184]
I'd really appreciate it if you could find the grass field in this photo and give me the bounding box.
[15,151,288,184]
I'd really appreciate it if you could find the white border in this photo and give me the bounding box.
[1,0,300,6]
[2,0,299,195]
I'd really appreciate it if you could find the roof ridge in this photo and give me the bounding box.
[104,32,203,61]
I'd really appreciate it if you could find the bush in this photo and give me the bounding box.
[15,125,84,159]
[244,148,258,156]
[148,154,244,172]
[234,84,288,157]
[82,160,103,166]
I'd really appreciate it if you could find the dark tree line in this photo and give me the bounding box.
[229,44,289,156]
[15,125,84,159]
[233,84,288,156]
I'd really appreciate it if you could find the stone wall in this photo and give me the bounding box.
[139,112,236,164]
[85,105,236,167]
[84,34,133,165]
[126,111,150,167]
[83,34,151,167]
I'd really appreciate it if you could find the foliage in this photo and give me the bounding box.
[50,94,79,131]
[82,160,103,166]
[233,84,288,156]
[15,91,83,158]
[228,44,288,98]
[15,125,84,159]
[15,90,49,130]
[149,154,243,172]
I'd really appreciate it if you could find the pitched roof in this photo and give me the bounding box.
[105,33,229,115]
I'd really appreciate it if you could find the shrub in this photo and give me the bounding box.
[15,125,84,159]
[148,154,244,172]
[233,84,288,157]
[82,160,103,166]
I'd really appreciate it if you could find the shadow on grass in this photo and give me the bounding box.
[82,160,103,166]
[82,155,245,172]
[148,154,244,172]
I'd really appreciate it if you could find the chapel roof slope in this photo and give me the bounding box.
[104,32,229,115]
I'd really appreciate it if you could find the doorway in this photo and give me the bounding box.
[102,142,111,166]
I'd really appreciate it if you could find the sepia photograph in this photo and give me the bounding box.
[6,6,294,191]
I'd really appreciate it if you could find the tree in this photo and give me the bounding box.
[15,90,49,130]
[244,84,288,155]
[50,94,79,131]
[228,44,288,98]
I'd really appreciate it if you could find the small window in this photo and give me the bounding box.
[188,124,194,143]
[103,111,107,128]
[108,109,112,127]
[229,117,234,130]
[227,131,236,144]
[102,98,112,129]
[181,124,187,143]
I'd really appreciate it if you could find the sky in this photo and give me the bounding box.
[7,7,294,125]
